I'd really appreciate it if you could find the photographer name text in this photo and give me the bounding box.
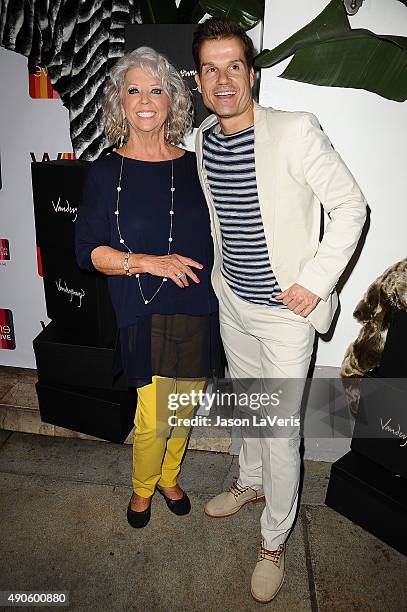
[168,415,300,428]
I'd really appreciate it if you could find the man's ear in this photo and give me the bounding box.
[249,66,254,88]
[194,73,202,94]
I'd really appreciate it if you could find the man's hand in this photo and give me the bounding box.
[274,283,320,317]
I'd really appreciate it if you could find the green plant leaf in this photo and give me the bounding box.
[177,0,206,23]
[200,0,264,31]
[255,0,350,68]
[280,31,407,102]
[254,0,407,102]
[140,0,178,24]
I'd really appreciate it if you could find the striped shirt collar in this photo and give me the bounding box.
[211,123,254,140]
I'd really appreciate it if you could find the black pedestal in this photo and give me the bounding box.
[350,381,407,479]
[31,160,90,252]
[36,381,136,444]
[33,321,127,390]
[350,307,407,478]
[325,451,407,555]
[31,160,118,347]
[41,247,117,348]
[31,160,127,442]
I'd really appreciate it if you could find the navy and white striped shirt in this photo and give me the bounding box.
[203,123,283,307]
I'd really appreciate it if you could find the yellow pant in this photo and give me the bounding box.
[132,376,206,498]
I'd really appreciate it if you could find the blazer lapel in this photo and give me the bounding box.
[195,114,223,262]
[253,102,278,266]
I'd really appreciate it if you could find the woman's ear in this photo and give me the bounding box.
[249,67,254,88]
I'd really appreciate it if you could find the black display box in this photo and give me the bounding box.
[31,160,90,253]
[40,246,117,348]
[325,451,407,555]
[349,307,407,479]
[33,321,127,391]
[36,381,136,444]
[350,378,407,479]
[374,308,407,379]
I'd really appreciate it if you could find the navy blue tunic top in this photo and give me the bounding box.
[75,150,218,324]
[75,150,221,386]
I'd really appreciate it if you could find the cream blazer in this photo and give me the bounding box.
[195,102,367,334]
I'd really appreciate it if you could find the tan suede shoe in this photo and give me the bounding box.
[204,481,265,518]
[251,541,285,603]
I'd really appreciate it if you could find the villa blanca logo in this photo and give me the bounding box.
[0,309,16,349]
[55,278,85,308]
[380,417,407,448]
[0,239,10,262]
[51,196,77,222]
[179,69,197,77]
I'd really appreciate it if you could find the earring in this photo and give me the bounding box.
[118,117,126,148]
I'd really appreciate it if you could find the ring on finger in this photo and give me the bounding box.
[176,271,185,279]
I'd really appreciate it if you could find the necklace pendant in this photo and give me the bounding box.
[144,300,148,304]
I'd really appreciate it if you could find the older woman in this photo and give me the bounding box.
[75,47,221,528]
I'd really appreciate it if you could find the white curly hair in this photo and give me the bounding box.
[103,46,193,146]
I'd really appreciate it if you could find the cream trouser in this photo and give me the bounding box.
[132,376,206,498]
[218,275,315,549]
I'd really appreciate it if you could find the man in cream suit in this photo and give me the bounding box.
[192,17,367,603]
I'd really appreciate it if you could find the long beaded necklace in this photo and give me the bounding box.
[114,152,175,305]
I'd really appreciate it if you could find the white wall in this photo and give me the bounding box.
[260,0,407,366]
[0,48,71,367]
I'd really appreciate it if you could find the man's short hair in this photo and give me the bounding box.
[192,16,255,73]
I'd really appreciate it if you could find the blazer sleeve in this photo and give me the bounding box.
[296,113,367,301]
[75,168,110,272]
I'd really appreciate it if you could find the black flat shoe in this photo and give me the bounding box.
[127,496,151,528]
[157,487,191,516]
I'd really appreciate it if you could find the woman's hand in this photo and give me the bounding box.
[134,253,203,288]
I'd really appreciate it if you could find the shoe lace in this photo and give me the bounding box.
[259,541,284,567]
[229,480,250,500]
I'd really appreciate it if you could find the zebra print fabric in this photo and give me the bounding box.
[0,0,139,160]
